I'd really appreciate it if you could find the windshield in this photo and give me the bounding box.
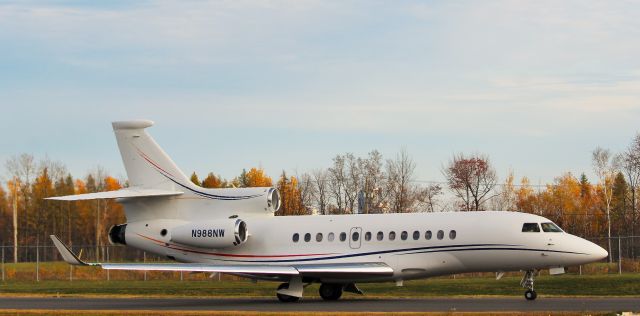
[541,222,563,233]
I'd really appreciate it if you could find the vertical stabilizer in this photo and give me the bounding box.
[112,120,191,191]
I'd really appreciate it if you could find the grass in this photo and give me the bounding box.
[0,274,639,298]
[0,312,615,316]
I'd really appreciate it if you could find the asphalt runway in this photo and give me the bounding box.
[1,297,639,312]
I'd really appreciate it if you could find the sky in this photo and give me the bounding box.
[1,0,639,186]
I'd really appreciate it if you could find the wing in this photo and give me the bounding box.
[50,235,393,278]
[45,188,183,201]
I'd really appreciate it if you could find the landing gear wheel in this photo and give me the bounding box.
[524,289,537,301]
[319,283,343,301]
[520,270,538,301]
[276,283,300,303]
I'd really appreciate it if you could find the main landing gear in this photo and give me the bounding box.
[275,282,362,302]
[521,270,537,301]
[319,283,343,301]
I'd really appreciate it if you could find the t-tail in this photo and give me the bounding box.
[112,120,191,191]
[46,120,189,201]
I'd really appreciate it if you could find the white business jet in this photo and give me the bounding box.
[49,120,608,302]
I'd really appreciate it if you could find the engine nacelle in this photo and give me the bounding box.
[170,219,248,249]
[108,224,127,245]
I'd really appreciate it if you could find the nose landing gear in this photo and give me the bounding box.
[276,283,300,303]
[521,270,538,301]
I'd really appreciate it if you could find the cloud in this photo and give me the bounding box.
[1,1,640,183]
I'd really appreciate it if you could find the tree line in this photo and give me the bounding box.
[0,133,639,262]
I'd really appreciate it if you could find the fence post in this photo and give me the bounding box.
[618,237,622,275]
[36,240,40,282]
[106,246,110,281]
[180,271,183,282]
[578,265,582,276]
[143,252,147,281]
[2,245,5,282]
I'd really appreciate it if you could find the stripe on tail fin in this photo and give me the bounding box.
[112,120,192,192]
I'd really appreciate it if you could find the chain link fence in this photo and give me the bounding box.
[1,237,639,282]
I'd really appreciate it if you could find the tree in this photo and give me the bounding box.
[311,169,329,215]
[618,134,640,257]
[611,172,628,237]
[492,170,517,211]
[579,173,591,198]
[386,149,416,213]
[276,171,306,216]
[358,150,385,214]
[6,178,20,262]
[202,172,224,188]
[592,146,618,262]
[244,168,272,187]
[443,153,497,211]
[0,184,8,249]
[415,184,442,212]
[189,172,201,187]
[344,153,361,213]
[5,153,35,262]
[296,172,315,214]
[31,167,53,245]
[328,155,346,214]
[238,169,249,188]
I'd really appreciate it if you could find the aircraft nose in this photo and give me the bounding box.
[586,240,608,261]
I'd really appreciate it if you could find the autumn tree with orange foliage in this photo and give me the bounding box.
[201,172,225,188]
[245,167,273,187]
[516,173,604,238]
[277,171,308,216]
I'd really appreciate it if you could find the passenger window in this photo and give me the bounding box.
[292,233,299,242]
[328,232,335,242]
[425,230,432,240]
[389,231,396,241]
[541,222,563,233]
[352,231,360,241]
[304,233,311,242]
[413,231,420,240]
[365,231,372,241]
[401,231,408,240]
[377,231,384,241]
[437,230,444,240]
[316,233,323,242]
[522,223,541,232]
[339,232,347,242]
[449,230,456,239]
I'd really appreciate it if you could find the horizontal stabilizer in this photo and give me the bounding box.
[45,188,183,201]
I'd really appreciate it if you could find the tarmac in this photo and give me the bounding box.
[0,296,639,312]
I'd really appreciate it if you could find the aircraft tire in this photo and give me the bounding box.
[319,283,343,301]
[524,289,537,301]
[276,283,300,303]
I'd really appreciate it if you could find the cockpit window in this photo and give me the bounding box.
[522,223,540,232]
[541,222,563,233]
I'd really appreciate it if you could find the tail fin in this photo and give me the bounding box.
[112,120,191,191]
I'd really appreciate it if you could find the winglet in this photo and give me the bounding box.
[50,235,89,266]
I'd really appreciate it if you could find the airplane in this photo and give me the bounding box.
[48,119,608,302]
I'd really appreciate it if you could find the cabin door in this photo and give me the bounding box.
[349,227,362,249]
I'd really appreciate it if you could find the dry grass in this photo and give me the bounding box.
[0,311,612,316]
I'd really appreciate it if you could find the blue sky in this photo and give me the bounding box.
[1,1,639,185]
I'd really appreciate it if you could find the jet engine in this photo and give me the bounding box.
[170,219,248,248]
[108,224,127,245]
